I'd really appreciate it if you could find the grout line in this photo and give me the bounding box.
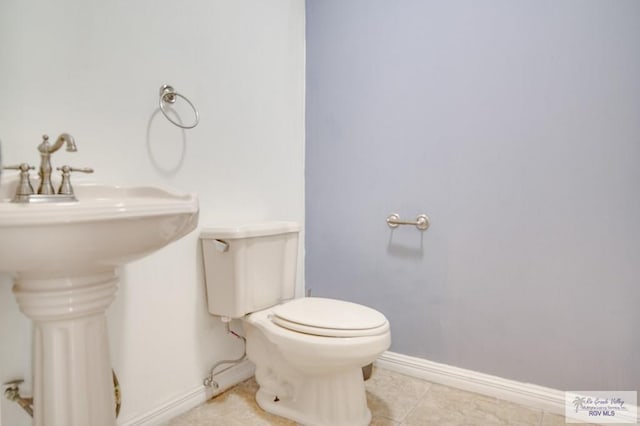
[398,380,433,424]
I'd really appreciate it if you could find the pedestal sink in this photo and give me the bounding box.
[0,177,199,426]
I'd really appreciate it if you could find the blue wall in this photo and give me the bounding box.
[305,0,640,391]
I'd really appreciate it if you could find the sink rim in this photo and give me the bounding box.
[0,178,199,225]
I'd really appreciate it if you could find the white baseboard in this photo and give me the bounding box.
[117,360,255,426]
[376,351,566,415]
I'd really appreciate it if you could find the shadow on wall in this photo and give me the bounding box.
[145,107,187,177]
[386,230,425,260]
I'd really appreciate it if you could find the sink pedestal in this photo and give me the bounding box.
[1,178,199,424]
[14,269,119,426]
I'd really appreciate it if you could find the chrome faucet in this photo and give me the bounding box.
[37,134,77,194]
[2,133,92,203]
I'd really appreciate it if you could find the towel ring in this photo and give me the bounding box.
[159,84,200,129]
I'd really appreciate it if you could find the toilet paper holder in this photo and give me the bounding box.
[386,213,430,231]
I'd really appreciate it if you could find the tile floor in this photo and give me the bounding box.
[169,367,590,425]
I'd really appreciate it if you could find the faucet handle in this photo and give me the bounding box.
[3,163,35,172]
[3,163,35,196]
[58,166,94,174]
[56,165,94,195]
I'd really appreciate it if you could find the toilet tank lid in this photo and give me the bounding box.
[200,221,300,239]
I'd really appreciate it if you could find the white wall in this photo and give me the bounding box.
[0,0,305,424]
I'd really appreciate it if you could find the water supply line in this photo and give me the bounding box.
[203,319,247,389]
[3,371,121,419]
[3,380,33,417]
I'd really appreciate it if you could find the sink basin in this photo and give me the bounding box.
[0,177,199,274]
[0,176,199,426]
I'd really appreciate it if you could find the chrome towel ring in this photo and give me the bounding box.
[159,84,200,129]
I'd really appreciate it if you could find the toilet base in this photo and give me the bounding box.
[254,367,371,426]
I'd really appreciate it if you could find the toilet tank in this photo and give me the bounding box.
[200,222,300,319]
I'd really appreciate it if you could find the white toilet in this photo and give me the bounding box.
[200,222,391,426]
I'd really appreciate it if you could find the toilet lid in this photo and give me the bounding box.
[271,298,389,337]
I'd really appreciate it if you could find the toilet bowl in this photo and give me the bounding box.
[200,223,391,426]
[243,298,390,426]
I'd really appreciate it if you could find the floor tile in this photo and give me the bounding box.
[371,415,401,425]
[541,412,567,425]
[365,366,432,423]
[540,412,599,425]
[402,383,542,426]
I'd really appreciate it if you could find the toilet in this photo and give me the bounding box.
[200,222,391,426]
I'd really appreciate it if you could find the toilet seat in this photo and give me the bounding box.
[270,297,389,338]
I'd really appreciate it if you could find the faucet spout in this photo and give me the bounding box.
[41,133,77,154]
